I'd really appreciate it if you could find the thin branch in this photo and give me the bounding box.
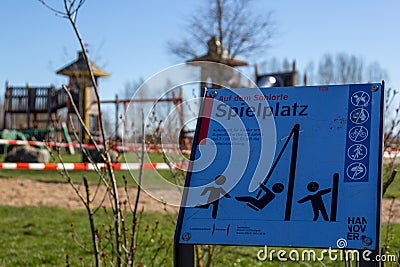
[38,0,68,17]
[129,111,146,266]
[69,115,110,189]
[83,176,100,266]
[382,169,398,197]
[56,151,87,206]
[63,85,104,156]
[63,1,107,146]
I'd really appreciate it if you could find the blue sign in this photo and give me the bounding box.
[175,83,383,250]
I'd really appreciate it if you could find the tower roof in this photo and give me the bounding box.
[187,36,248,67]
[56,51,109,77]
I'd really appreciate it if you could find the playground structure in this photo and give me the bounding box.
[2,51,188,154]
[3,82,67,130]
[187,36,297,96]
[2,39,297,158]
[3,51,109,146]
[187,36,249,96]
[57,51,110,144]
[97,88,188,149]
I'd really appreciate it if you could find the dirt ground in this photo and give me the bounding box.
[0,178,399,224]
[0,178,180,213]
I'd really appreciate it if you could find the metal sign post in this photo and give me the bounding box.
[175,83,384,266]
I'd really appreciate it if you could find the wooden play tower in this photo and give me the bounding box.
[57,51,109,144]
[187,36,248,96]
[3,51,109,144]
[3,82,68,131]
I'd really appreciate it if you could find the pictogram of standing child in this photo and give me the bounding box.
[195,175,231,219]
[297,181,331,221]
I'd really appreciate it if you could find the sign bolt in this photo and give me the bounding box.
[370,85,379,92]
[210,91,218,98]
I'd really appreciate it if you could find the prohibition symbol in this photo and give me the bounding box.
[351,91,370,107]
[346,162,367,180]
[350,108,369,124]
[348,126,368,142]
[347,144,367,160]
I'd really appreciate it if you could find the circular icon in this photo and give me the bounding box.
[350,108,369,124]
[347,144,368,160]
[348,126,368,142]
[336,238,348,248]
[346,162,367,180]
[351,91,370,107]
[182,232,191,241]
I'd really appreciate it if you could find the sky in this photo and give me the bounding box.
[0,0,399,103]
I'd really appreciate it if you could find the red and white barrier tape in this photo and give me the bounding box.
[0,162,188,171]
[0,139,84,148]
[0,152,397,171]
[383,151,400,159]
[0,139,190,153]
[2,139,398,160]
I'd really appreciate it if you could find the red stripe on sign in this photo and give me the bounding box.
[197,97,214,145]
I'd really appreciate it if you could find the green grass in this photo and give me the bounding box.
[0,206,399,267]
[383,164,400,198]
[0,206,87,266]
[0,206,175,266]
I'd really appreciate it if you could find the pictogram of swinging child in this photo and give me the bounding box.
[235,182,285,211]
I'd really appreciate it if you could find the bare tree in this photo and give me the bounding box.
[317,54,335,84]
[367,60,389,83]
[38,1,174,266]
[38,1,123,265]
[313,52,388,85]
[122,78,145,100]
[167,0,276,61]
[336,53,363,84]
[101,107,114,137]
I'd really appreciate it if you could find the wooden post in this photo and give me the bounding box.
[174,244,195,267]
[84,86,90,144]
[115,94,119,139]
[3,81,9,129]
[47,87,51,130]
[26,83,30,129]
[78,76,85,145]
[292,61,297,86]
[123,102,128,142]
